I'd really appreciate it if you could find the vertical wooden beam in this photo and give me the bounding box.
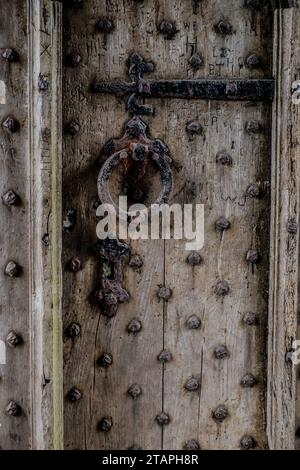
[50,0,64,450]
[268,7,300,450]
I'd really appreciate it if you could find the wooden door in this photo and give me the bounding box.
[0,0,300,450]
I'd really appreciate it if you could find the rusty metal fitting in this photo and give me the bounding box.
[4,261,22,278]
[243,311,258,326]
[155,412,170,426]
[38,74,49,92]
[2,190,20,206]
[245,53,262,69]
[2,48,19,62]
[69,257,82,272]
[96,17,115,34]
[216,151,232,166]
[184,376,200,392]
[65,120,80,136]
[127,384,142,400]
[127,319,142,335]
[214,345,230,359]
[186,252,202,266]
[157,350,173,363]
[189,53,204,71]
[129,254,143,270]
[240,435,257,450]
[67,387,82,402]
[240,373,258,388]
[287,220,298,234]
[214,20,233,35]
[65,52,81,67]
[6,401,22,416]
[212,404,228,422]
[246,182,263,198]
[158,20,178,39]
[157,286,172,301]
[2,115,20,132]
[186,121,203,136]
[65,322,81,339]
[6,330,23,348]
[184,439,200,450]
[97,417,113,432]
[245,120,262,134]
[246,250,261,264]
[97,353,113,368]
[186,315,202,330]
[215,217,231,232]
[214,279,230,296]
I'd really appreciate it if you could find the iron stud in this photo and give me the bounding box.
[2,190,20,206]
[127,384,142,400]
[212,404,228,422]
[186,315,202,330]
[6,331,22,348]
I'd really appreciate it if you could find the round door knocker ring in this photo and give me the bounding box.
[97,147,173,220]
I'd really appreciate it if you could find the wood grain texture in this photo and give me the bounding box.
[267,7,300,451]
[62,0,273,450]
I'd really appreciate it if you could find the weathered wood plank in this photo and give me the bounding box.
[267,7,300,451]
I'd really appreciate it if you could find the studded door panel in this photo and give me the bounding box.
[62,0,273,450]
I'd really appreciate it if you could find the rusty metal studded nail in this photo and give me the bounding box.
[63,209,77,233]
[186,121,203,136]
[69,257,82,272]
[157,286,172,301]
[189,53,204,71]
[216,151,232,166]
[243,311,258,326]
[127,384,142,400]
[6,330,22,348]
[66,120,80,136]
[184,439,201,450]
[246,182,262,199]
[214,345,230,360]
[245,120,262,134]
[158,20,178,40]
[96,17,115,34]
[155,412,170,426]
[212,404,228,422]
[5,261,22,278]
[286,350,294,364]
[2,115,20,133]
[186,315,202,330]
[65,52,81,67]
[129,254,143,270]
[184,376,200,392]
[226,82,238,96]
[240,373,258,388]
[97,417,113,432]
[2,190,20,206]
[214,280,230,296]
[67,387,82,402]
[215,217,231,232]
[240,435,257,450]
[157,350,173,363]
[245,53,262,69]
[287,220,298,234]
[38,74,49,92]
[2,48,19,62]
[6,401,21,417]
[186,252,202,266]
[127,319,142,335]
[245,0,264,9]
[214,20,233,35]
[97,352,113,368]
[65,322,81,339]
[246,250,261,264]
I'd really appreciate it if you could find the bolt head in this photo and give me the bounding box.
[287,220,298,234]
[4,261,22,278]
[67,387,82,402]
[2,48,19,62]
[214,279,230,297]
[158,21,178,39]
[38,74,49,92]
[240,435,257,450]
[127,384,142,400]
[184,376,200,392]
[6,401,21,417]
[157,286,172,301]
[2,190,20,206]
[226,82,238,96]
[214,20,233,35]
[129,254,143,270]
[155,412,170,426]
[69,257,82,272]
[65,52,81,67]
[157,350,173,363]
[246,250,261,264]
[186,315,202,330]
[245,120,262,134]
[127,318,142,335]
[6,330,22,348]
[186,252,203,266]
[212,404,228,422]
[97,17,115,34]
[240,373,258,388]
[214,345,230,360]
[184,439,201,450]
[97,416,113,432]
[246,182,262,199]
[2,115,20,132]
[215,217,231,232]
[243,311,258,326]
[66,120,80,136]
[186,121,203,136]
[216,151,232,166]
[97,352,113,368]
[245,53,262,69]
[65,322,81,339]
[189,53,204,71]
